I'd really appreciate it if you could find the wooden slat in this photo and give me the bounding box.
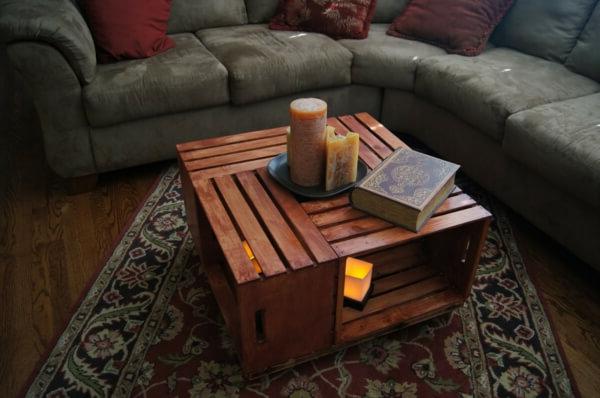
[321,216,391,242]
[194,179,259,284]
[177,126,286,151]
[181,135,287,161]
[451,186,463,195]
[332,206,492,257]
[339,115,393,159]
[363,242,427,278]
[328,118,381,169]
[191,158,272,181]
[301,194,350,214]
[310,206,366,228]
[256,168,337,264]
[214,175,287,277]
[236,171,313,270]
[339,290,463,342]
[354,112,408,150]
[186,145,285,171]
[372,264,439,296]
[316,192,474,242]
[343,276,448,323]
[435,193,476,216]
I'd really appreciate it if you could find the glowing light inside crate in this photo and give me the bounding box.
[343,257,373,302]
[242,241,262,274]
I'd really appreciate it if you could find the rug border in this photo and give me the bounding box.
[18,169,167,398]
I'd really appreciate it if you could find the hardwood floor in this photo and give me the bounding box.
[1,54,599,397]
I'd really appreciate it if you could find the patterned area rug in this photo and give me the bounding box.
[24,166,578,397]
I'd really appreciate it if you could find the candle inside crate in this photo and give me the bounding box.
[325,128,360,191]
[344,257,373,303]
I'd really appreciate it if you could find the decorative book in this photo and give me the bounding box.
[350,148,460,232]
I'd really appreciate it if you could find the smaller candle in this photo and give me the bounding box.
[325,129,360,191]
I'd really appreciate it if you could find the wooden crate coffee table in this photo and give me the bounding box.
[177,113,492,378]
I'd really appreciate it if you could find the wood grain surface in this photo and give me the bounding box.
[1,58,599,396]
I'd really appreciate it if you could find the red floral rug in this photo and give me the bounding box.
[24,166,578,397]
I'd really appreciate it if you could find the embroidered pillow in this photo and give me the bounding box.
[270,0,378,40]
[83,0,175,63]
[387,0,514,56]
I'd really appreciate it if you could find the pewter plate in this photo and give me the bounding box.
[267,153,368,199]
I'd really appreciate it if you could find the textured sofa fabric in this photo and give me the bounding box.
[197,25,352,105]
[373,0,411,23]
[491,0,598,62]
[7,42,96,177]
[0,0,96,84]
[504,94,600,206]
[83,34,229,127]
[339,24,445,90]
[416,48,600,141]
[167,0,247,33]
[381,89,600,270]
[566,3,600,82]
[1,0,600,270]
[90,85,381,171]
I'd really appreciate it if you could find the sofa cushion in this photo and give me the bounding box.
[197,25,352,105]
[491,0,598,62]
[504,94,600,206]
[339,24,445,90]
[373,0,410,23]
[83,34,229,127]
[415,48,600,141]
[566,3,600,82]
[246,0,279,23]
[167,0,247,33]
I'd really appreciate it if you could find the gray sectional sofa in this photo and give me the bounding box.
[1,0,599,270]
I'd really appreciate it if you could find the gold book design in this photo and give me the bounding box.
[351,148,460,232]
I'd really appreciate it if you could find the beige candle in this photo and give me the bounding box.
[288,98,327,187]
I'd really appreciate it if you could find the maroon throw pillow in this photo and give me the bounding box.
[387,0,514,56]
[83,0,175,63]
[270,0,378,40]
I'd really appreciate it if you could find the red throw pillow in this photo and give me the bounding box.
[270,0,378,40]
[387,0,514,56]
[83,0,175,63]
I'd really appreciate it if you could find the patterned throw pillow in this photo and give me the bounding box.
[270,0,378,39]
[387,0,514,56]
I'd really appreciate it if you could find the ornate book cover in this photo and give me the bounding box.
[351,148,460,231]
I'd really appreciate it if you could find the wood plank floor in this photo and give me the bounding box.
[1,52,599,397]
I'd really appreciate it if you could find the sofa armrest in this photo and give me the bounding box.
[0,0,96,84]
[8,41,97,177]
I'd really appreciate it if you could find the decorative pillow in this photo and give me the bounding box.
[270,0,378,40]
[83,0,175,63]
[387,0,514,56]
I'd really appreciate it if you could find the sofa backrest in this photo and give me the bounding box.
[491,0,598,63]
[244,0,411,24]
[373,0,410,23]
[566,2,600,82]
[246,0,278,24]
[168,0,248,33]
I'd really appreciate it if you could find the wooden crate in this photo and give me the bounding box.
[177,113,492,377]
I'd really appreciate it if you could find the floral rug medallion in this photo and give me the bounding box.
[24,166,578,397]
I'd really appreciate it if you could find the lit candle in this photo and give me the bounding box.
[288,98,327,187]
[344,257,373,303]
[242,241,262,274]
[325,129,359,191]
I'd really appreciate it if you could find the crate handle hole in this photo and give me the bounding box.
[255,309,266,343]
